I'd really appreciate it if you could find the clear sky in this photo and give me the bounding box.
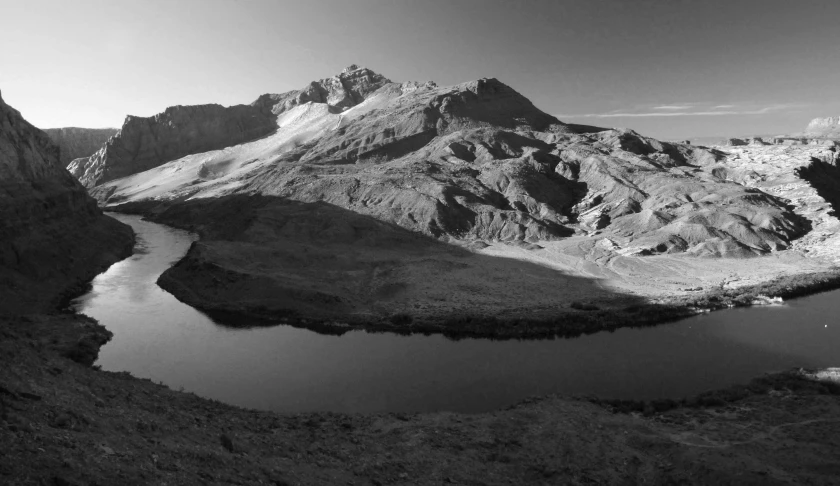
[2,0,839,139]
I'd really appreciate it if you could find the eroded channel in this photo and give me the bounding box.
[72,213,840,413]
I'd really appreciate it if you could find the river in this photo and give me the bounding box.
[71,213,839,413]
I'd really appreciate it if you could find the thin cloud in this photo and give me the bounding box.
[652,105,693,110]
[557,103,806,118]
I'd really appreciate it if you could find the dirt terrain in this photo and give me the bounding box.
[2,314,840,485]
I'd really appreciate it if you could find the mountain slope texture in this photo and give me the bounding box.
[804,116,840,139]
[82,66,835,326]
[0,90,134,314]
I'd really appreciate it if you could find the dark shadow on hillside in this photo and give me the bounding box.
[797,156,840,217]
[109,194,840,341]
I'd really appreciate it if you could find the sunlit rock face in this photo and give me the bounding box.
[804,116,840,139]
[0,90,133,314]
[90,67,808,258]
[67,103,278,189]
[43,127,118,165]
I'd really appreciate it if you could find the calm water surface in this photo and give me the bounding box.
[72,213,840,413]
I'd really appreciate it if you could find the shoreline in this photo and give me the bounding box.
[2,309,839,484]
[118,197,840,339]
[4,215,839,483]
[157,267,840,339]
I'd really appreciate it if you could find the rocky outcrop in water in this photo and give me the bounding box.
[0,90,134,314]
[43,127,118,165]
[67,103,278,188]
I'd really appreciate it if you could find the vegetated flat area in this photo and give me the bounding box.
[2,313,840,485]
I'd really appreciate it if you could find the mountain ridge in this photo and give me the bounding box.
[72,67,836,327]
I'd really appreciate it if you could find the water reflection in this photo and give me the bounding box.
[73,213,840,414]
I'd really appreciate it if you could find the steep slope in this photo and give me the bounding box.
[84,67,824,326]
[0,90,134,314]
[69,65,392,190]
[67,104,278,188]
[43,127,118,165]
[804,115,840,139]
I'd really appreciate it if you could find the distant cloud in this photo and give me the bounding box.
[557,103,807,118]
[652,105,693,110]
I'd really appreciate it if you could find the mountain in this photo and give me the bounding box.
[67,65,391,189]
[0,90,134,314]
[80,66,821,327]
[43,127,118,165]
[803,116,840,139]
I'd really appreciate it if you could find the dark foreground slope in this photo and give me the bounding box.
[2,315,840,485]
[0,91,134,314]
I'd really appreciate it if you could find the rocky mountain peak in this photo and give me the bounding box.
[253,66,392,116]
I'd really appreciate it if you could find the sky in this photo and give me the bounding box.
[2,0,839,140]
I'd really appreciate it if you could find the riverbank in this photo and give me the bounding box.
[108,196,840,339]
[2,312,840,485]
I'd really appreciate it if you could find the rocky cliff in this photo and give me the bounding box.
[0,90,134,314]
[251,64,393,116]
[43,127,118,165]
[67,103,278,188]
[804,116,840,139]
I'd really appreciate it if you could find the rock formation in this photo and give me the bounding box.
[0,90,134,314]
[804,115,840,139]
[67,104,278,188]
[251,64,392,116]
[69,66,393,190]
[95,68,806,257]
[43,127,118,165]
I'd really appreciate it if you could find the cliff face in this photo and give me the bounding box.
[43,127,118,165]
[0,90,134,314]
[804,116,840,139]
[67,103,277,188]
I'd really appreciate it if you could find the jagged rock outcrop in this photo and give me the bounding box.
[0,90,134,314]
[804,116,840,139]
[252,64,392,116]
[43,127,118,165]
[67,103,278,188]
